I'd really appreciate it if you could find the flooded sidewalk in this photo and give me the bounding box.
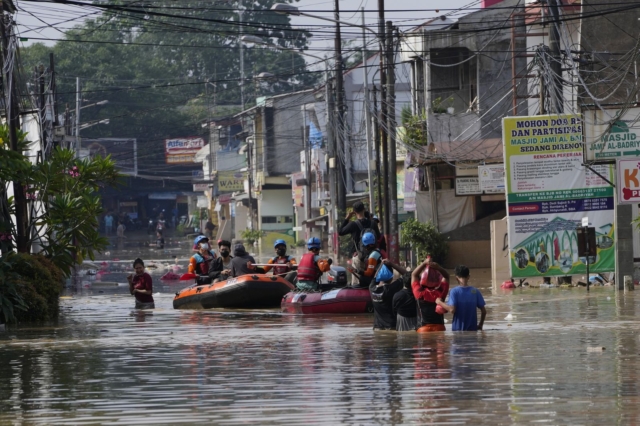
[1,283,639,424]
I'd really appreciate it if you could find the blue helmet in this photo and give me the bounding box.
[194,235,209,246]
[375,264,394,283]
[307,237,321,249]
[362,232,376,247]
[274,239,286,248]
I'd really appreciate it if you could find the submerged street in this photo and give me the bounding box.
[1,233,639,425]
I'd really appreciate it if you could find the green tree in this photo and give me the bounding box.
[27,148,121,275]
[20,0,318,176]
[400,218,449,264]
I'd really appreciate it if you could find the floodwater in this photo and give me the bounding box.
[2,234,640,424]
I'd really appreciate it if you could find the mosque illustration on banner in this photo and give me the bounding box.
[512,217,614,274]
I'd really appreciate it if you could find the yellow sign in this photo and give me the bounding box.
[218,171,246,193]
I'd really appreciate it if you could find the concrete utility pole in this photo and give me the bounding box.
[334,0,346,214]
[386,21,399,261]
[239,8,245,110]
[75,77,81,157]
[547,0,563,114]
[362,8,375,215]
[378,0,390,242]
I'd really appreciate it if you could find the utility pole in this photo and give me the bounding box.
[386,21,399,261]
[547,0,563,114]
[372,85,382,217]
[326,79,338,256]
[378,0,389,241]
[303,103,312,234]
[1,7,28,253]
[362,8,375,214]
[75,77,81,157]
[239,8,245,110]
[334,0,346,214]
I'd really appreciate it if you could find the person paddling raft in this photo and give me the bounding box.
[263,239,297,284]
[296,237,332,291]
[411,256,450,333]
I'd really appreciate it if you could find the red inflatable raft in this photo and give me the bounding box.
[174,275,295,309]
[281,287,373,314]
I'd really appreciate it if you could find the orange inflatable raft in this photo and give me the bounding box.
[173,275,295,309]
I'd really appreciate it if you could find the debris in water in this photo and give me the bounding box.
[587,346,605,352]
[504,313,516,320]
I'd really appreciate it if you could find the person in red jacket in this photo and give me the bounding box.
[411,256,449,332]
[128,258,154,309]
[296,237,332,291]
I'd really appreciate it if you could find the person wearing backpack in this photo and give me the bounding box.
[370,259,407,330]
[263,239,298,284]
[357,232,384,287]
[338,201,380,284]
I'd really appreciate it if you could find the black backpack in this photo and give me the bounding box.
[355,219,377,261]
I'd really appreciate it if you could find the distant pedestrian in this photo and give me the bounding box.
[436,265,486,331]
[117,222,126,238]
[150,230,164,249]
[104,213,113,235]
[128,258,154,309]
[205,219,216,239]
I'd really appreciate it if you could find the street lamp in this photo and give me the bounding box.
[80,100,109,110]
[79,118,110,131]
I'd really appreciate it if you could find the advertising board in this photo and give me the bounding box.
[503,114,614,278]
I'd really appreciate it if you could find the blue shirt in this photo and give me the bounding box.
[448,286,485,331]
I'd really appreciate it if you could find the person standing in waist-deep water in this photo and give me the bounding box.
[411,257,450,332]
[436,265,487,331]
[370,259,407,330]
[128,258,155,309]
[338,201,380,285]
[393,274,418,331]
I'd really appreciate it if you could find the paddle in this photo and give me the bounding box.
[179,273,197,281]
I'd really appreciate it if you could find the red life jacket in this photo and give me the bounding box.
[297,252,320,281]
[271,255,292,275]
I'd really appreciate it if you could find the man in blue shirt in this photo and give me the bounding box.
[435,265,486,331]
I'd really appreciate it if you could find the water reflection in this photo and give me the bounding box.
[3,255,640,423]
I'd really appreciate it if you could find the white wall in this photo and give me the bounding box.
[344,53,412,172]
[259,189,294,231]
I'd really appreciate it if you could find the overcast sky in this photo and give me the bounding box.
[15,0,478,56]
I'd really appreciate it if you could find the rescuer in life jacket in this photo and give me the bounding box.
[263,239,298,284]
[357,232,384,288]
[296,237,332,291]
[189,235,216,282]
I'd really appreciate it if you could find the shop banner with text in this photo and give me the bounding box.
[503,114,615,278]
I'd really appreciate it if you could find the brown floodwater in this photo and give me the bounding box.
[2,239,640,424]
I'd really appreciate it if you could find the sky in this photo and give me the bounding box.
[14,0,478,58]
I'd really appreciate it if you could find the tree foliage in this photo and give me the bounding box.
[20,0,318,174]
[400,218,449,264]
[400,106,428,149]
